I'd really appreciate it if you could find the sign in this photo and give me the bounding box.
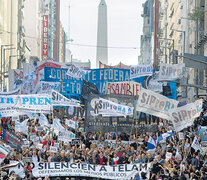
[178,132,184,140]
[66,64,89,78]
[158,63,186,80]
[49,146,58,153]
[58,131,75,142]
[42,15,49,60]
[130,64,153,79]
[136,88,179,120]
[33,81,61,94]
[36,126,44,132]
[105,81,142,96]
[191,136,202,152]
[170,99,203,132]
[51,90,80,107]
[22,157,32,163]
[89,97,134,117]
[166,152,172,160]
[71,139,80,146]
[65,119,78,129]
[10,162,151,179]
[15,122,28,134]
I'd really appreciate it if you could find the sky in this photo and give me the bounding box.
[60,0,145,68]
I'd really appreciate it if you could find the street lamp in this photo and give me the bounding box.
[158,38,175,63]
[3,47,15,89]
[1,44,13,90]
[172,29,186,59]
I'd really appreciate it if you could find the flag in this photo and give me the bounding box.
[39,114,49,127]
[0,126,8,142]
[191,136,202,152]
[147,136,156,151]
[157,132,174,144]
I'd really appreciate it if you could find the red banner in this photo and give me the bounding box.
[42,15,49,60]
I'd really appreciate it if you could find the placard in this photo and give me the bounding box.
[49,146,58,153]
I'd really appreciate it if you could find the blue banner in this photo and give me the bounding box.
[44,67,177,100]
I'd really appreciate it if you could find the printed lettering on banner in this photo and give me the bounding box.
[0,94,52,113]
[105,81,142,96]
[49,146,57,153]
[158,63,186,80]
[51,90,80,107]
[130,64,153,79]
[169,99,203,132]
[33,81,61,94]
[136,88,179,120]
[10,162,151,179]
[66,64,90,79]
[90,97,134,117]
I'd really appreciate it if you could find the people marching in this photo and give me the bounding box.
[0,110,206,180]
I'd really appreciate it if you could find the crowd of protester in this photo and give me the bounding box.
[0,109,207,180]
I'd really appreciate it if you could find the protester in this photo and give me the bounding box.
[0,109,207,180]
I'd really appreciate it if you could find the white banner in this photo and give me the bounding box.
[15,122,28,134]
[51,90,80,107]
[0,94,52,113]
[33,81,61,94]
[191,136,202,152]
[136,88,179,120]
[66,64,90,79]
[105,81,142,96]
[0,88,21,95]
[10,162,151,179]
[90,97,134,117]
[0,144,10,155]
[65,119,79,129]
[58,131,75,142]
[130,64,153,79]
[169,99,203,132]
[158,63,186,80]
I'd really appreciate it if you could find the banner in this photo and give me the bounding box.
[0,94,52,113]
[15,122,28,134]
[4,130,23,149]
[105,81,142,96]
[58,131,75,142]
[33,81,61,94]
[130,64,153,79]
[65,119,79,129]
[136,88,179,120]
[8,69,24,92]
[169,99,203,132]
[89,97,134,117]
[66,64,90,79]
[0,88,21,95]
[51,90,80,107]
[0,140,10,155]
[158,63,186,80]
[10,162,151,179]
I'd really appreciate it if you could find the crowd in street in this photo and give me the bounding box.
[0,110,207,180]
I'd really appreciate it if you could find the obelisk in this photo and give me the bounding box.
[96,0,108,68]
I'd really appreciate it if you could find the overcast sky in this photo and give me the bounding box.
[60,0,145,68]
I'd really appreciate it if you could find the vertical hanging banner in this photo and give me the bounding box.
[130,64,153,79]
[169,99,203,132]
[158,63,186,80]
[42,15,49,60]
[136,88,179,120]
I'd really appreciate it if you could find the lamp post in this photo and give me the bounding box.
[172,29,186,59]
[1,44,13,89]
[158,38,175,63]
[3,47,15,90]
